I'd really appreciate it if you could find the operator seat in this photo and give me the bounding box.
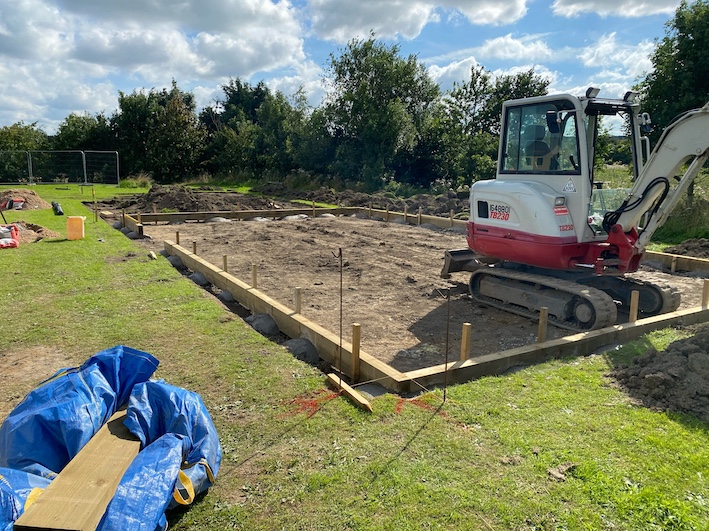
[524,125,551,170]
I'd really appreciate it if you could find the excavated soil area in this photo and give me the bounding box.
[130,213,709,375]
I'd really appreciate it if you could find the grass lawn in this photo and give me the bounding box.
[1,184,708,530]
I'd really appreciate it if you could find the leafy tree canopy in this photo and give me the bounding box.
[637,0,709,138]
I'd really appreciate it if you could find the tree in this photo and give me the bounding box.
[637,0,709,137]
[54,112,114,151]
[112,81,204,182]
[200,79,304,179]
[322,36,441,190]
[637,0,709,200]
[0,122,49,182]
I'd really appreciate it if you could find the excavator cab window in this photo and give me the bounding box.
[500,100,581,175]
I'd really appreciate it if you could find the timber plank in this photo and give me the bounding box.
[14,411,141,531]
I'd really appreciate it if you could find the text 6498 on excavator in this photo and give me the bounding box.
[442,88,709,331]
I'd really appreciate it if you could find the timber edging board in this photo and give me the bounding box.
[14,410,141,531]
[645,250,709,272]
[404,307,709,388]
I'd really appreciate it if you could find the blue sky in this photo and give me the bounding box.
[0,0,682,134]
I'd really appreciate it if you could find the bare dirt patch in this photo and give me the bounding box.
[132,215,707,373]
[0,188,52,210]
[612,324,709,423]
[0,346,74,419]
[665,238,709,259]
[11,221,62,243]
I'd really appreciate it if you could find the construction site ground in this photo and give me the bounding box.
[130,210,709,374]
[87,184,709,421]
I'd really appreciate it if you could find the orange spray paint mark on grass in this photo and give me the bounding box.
[283,389,339,419]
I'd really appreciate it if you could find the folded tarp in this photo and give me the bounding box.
[0,346,221,531]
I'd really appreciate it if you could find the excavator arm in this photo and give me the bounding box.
[603,102,709,253]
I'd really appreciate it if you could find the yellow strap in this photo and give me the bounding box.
[24,488,45,510]
[172,470,195,506]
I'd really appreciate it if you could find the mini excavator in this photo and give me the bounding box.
[442,88,709,330]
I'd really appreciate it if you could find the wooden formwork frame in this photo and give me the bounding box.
[140,207,709,394]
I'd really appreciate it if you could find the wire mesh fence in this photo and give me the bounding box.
[0,150,119,185]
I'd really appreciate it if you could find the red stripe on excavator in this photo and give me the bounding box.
[466,221,588,270]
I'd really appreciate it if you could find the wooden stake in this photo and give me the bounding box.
[629,290,640,323]
[386,205,390,222]
[251,263,258,288]
[351,323,361,382]
[443,289,451,402]
[312,200,316,217]
[368,203,372,219]
[460,322,472,361]
[450,209,454,228]
[223,254,228,272]
[417,206,422,226]
[121,208,125,228]
[326,373,372,413]
[671,255,678,273]
[137,212,142,224]
[192,241,197,255]
[294,287,302,314]
[703,279,709,309]
[537,307,548,343]
[404,204,408,223]
[175,231,180,245]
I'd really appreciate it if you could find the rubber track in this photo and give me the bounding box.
[469,268,618,331]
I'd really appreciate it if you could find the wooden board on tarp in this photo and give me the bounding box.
[14,410,141,531]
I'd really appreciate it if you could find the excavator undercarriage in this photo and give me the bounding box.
[441,249,681,331]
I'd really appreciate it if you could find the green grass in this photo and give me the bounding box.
[1,184,708,530]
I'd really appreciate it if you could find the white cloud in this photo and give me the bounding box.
[428,56,480,91]
[440,0,527,26]
[476,33,553,61]
[552,0,679,18]
[0,0,308,132]
[308,0,437,42]
[580,33,655,80]
[308,0,527,43]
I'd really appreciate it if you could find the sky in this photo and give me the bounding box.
[0,0,684,135]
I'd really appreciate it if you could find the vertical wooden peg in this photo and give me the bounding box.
[404,204,408,223]
[671,255,678,273]
[417,206,422,226]
[368,203,372,219]
[629,290,639,323]
[251,264,258,288]
[460,322,472,361]
[192,241,197,255]
[294,287,302,314]
[223,254,228,272]
[175,231,180,245]
[450,209,454,228]
[702,279,709,309]
[537,307,548,343]
[121,208,125,228]
[351,323,361,382]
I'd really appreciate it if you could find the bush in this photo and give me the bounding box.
[120,172,153,188]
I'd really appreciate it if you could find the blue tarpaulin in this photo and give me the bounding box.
[0,346,221,531]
